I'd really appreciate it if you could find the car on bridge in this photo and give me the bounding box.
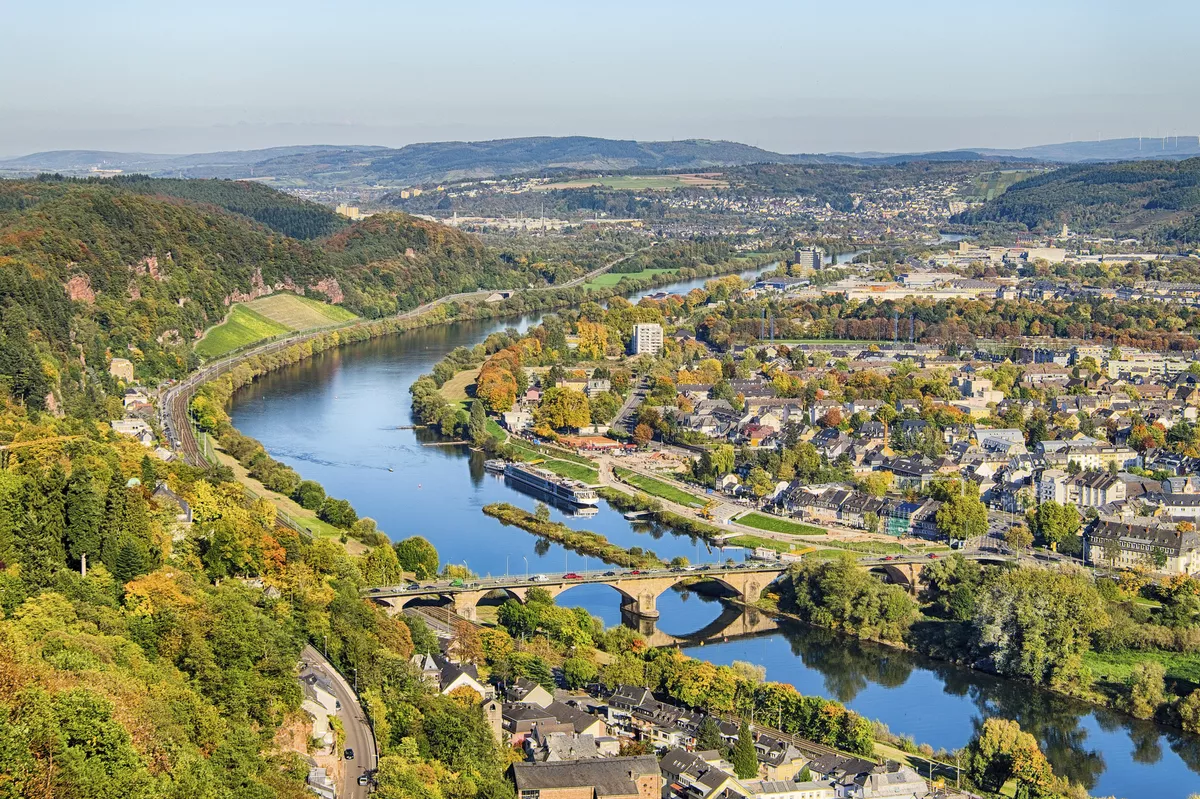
[563,573,582,580]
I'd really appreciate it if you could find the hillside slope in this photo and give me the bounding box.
[0,178,533,398]
[953,158,1200,243]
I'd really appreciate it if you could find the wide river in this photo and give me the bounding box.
[230,261,1200,798]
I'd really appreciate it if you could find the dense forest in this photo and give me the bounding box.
[0,177,551,392]
[954,158,1200,243]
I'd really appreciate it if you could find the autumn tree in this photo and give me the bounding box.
[535,387,590,431]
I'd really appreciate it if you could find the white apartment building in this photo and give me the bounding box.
[632,323,664,355]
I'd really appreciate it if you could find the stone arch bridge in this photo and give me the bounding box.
[367,565,788,623]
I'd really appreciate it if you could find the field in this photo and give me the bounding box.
[966,169,1041,202]
[439,368,478,407]
[614,467,704,508]
[196,293,358,358]
[726,534,817,554]
[195,305,290,358]
[584,268,678,290]
[734,512,826,536]
[537,173,727,191]
[250,293,357,328]
[1083,649,1200,688]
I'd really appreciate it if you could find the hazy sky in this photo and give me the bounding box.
[3,0,1198,157]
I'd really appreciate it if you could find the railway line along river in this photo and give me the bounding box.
[228,265,1200,798]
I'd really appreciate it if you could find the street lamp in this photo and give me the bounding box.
[353,667,358,694]
[506,554,510,578]
[323,634,328,658]
[523,556,529,581]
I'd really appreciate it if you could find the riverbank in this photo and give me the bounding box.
[483,502,665,569]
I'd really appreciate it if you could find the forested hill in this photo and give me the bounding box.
[953,158,1200,243]
[0,177,532,406]
[107,175,349,239]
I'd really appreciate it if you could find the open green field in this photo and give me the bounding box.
[439,368,478,407]
[1083,649,1200,688]
[967,169,1041,202]
[537,174,727,191]
[196,293,358,359]
[614,468,704,508]
[727,534,817,553]
[251,293,357,328]
[195,305,290,358]
[584,268,678,290]
[735,512,826,536]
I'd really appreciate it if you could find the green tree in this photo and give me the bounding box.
[973,568,1109,687]
[293,480,326,510]
[17,465,67,586]
[65,464,103,575]
[318,497,358,528]
[1121,661,1167,720]
[394,536,439,579]
[468,399,488,445]
[731,720,758,779]
[563,656,599,689]
[696,716,725,751]
[1005,524,1033,552]
[936,491,988,541]
[535,387,591,431]
[964,717,1060,797]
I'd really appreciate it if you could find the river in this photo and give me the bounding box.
[229,264,1200,798]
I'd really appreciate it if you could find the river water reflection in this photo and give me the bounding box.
[230,267,1200,798]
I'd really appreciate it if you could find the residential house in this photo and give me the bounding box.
[511,755,661,799]
[660,748,747,799]
[507,678,556,708]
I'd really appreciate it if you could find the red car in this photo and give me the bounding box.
[928,553,940,559]
[563,572,582,579]
[629,570,643,575]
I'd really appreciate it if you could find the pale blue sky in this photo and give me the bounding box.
[2,0,1197,156]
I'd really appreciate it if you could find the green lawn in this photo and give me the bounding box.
[826,540,913,555]
[584,268,678,290]
[735,512,826,536]
[508,438,599,484]
[196,294,358,359]
[196,305,289,358]
[614,468,704,508]
[1083,649,1200,688]
[726,534,816,553]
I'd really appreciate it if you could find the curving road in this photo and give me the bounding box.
[301,644,377,799]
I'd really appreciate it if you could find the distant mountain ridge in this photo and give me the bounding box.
[3,135,1197,188]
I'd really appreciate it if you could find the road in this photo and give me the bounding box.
[301,645,377,799]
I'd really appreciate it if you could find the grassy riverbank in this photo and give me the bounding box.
[613,467,705,507]
[735,512,825,536]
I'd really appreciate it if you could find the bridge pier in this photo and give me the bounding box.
[621,590,660,620]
